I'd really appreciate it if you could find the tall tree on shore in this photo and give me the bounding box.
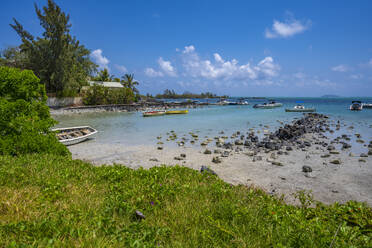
[121,74,139,94]
[10,0,97,96]
[93,68,114,82]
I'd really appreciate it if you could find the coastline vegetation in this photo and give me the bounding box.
[0,66,68,156]
[155,89,227,99]
[1,1,372,247]
[0,154,371,247]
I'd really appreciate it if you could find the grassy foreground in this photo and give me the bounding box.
[0,155,371,247]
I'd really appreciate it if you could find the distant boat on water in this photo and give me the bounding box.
[143,111,166,117]
[362,103,372,109]
[350,101,363,111]
[253,100,283,109]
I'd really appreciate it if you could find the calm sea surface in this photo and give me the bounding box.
[54,97,372,153]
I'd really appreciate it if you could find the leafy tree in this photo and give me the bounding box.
[121,74,139,94]
[0,66,69,156]
[93,68,114,82]
[0,46,28,68]
[10,0,96,96]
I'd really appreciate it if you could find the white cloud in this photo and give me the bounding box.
[114,64,127,73]
[91,49,109,69]
[183,45,195,54]
[158,57,177,76]
[293,72,306,79]
[144,68,163,77]
[265,15,311,39]
[350,74,363,80]
[180,45,280,81]
[331,64,350,72]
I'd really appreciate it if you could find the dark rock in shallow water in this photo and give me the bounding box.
[360,153,368,158]
[244,140,251,147]
[302,165,312,173]
[330,159,341,165]
[303,141,311,147]
[204,149,212,154]
[272,161,283,166]
[221,151,230,157]
[234,140,243,145]
[286,146,293,151]
[212,156,222,163]
[342,143,351,149]
[252,156,262,162]
[200,165,217,175]
[149,158,159,162]
[157,146,163,150]
[180,153,186,158]
[327,145,335,151]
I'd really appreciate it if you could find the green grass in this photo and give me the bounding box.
[0,154,371,247]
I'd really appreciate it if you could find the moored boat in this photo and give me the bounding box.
[52,126,97,146]
[350,101,363,111]
[143,111,166,117]
[362,103,372,109]
[165,110,189,114]
[285,104,316,112]
[237,98,249,105]
[253,100,283,109]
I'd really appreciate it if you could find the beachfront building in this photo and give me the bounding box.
[88,81,123,88]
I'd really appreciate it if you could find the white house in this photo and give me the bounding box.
[88,81,123,88]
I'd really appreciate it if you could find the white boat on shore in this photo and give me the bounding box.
[52,126,97,146]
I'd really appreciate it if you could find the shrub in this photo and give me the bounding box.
[83,84,135,105]
[0,66,69,156]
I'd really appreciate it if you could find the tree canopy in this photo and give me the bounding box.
[10,0,97,96]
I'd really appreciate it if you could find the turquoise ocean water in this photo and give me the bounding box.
[54,97,372,153]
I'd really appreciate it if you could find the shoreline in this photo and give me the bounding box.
[50,101,214,115]
[67,113,372,206]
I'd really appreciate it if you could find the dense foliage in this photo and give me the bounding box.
[9,0,96,96]
[0,154,371,247]
[0,66,69,156]
[83,84,135,105]
[156,89,226,99]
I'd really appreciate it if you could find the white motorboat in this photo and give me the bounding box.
[285,104,316,112]
[362,103,372,109]
[52,126,97,146]
[253,100,283,109]
[350,101,363,111]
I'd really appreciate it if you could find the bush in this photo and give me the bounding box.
[83,84,135,105]
[0,66,69,156]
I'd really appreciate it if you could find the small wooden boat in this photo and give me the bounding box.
[350,101,363,111]
[165,110,189,114]
[143,111,166,117]
[285,105,316,112]
[52,126,97,146]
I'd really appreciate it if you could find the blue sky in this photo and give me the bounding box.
[1,0,372,96]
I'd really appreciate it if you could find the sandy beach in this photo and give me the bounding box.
[68,129,372,206]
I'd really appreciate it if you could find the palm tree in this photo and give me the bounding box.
[121,73,139,94]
